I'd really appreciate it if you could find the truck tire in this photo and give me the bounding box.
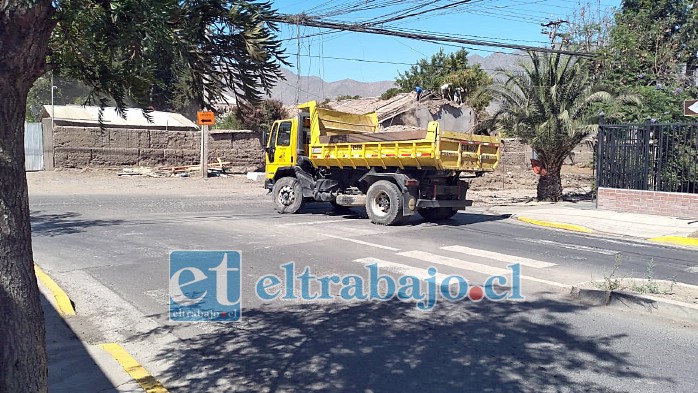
[418,207,458,222]
[272,177,304,214]
[366,180,407,225]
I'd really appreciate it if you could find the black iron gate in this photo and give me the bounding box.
[596,122,698,194]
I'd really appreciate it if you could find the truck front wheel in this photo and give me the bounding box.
[417,207,458,222]
[272,177,304,214]
[366,180,407,225]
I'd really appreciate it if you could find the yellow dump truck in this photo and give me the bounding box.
[264,101,500,225]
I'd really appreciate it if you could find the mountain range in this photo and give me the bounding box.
[269,52,522,105]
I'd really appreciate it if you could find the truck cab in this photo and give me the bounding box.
[264,111,313,187]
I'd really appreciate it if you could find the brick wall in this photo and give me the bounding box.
[597,187,698,218]
[51,126,264,172]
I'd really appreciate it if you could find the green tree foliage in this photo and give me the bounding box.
[596,85,697,123]
[482,52,613,201]
[395,48,470,93]
[559,1,698,123]
[25,75,53,122]
[380,87,401,100]
[604,0,698,88]
[233,99,289,132]
[51,0,286,113]
[215,112,244,130]
[336,95,361,101]
[394,48,492,116]
[444,64,492,120]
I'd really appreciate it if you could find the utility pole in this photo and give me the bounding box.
[541,19,568,49]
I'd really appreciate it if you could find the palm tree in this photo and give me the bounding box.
[483,51,611,201]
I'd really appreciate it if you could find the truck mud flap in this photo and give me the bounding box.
[293,167,316,198]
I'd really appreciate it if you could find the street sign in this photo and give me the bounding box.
[197,111,215,125]
[684,99,698,117]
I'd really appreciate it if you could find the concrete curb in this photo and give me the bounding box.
[100,343,169,393]
[34,264,76,316]
[246,172,265,182]
[569,287,698,324]
[648,236,698,248]
[516,216,594,233]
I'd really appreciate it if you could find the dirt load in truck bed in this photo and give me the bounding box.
[319,129,429,144]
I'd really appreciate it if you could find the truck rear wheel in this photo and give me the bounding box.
[272,177,304,214]
[418,207,458,222]
[366,180,407,225]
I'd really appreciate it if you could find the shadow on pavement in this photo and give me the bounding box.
[133,297,668,392]
[30,211,124,237]
[300,203,510,226]
[562,192,594,203]
[42,291,116,392]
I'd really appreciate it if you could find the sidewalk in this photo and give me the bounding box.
[40,275,144,392]
[479,200,698,246]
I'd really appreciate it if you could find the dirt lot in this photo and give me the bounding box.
[27,164,593,206]
[27,169,268,197]
[468,164,593,205]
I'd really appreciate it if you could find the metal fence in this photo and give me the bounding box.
[596,122,698,194]
[24,122,44,171]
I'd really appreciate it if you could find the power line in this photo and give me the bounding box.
[287,53,415,66]
[269,13,595,57]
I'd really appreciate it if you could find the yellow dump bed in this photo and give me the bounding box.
[301,101,500,173]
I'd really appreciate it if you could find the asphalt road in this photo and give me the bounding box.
[30,191,698,392]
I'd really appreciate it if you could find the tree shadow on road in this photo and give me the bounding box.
[30,211,124,237]
[133,296,670,392]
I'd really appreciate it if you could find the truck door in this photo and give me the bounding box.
[265,119,296,180]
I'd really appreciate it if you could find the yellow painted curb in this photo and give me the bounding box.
[99,343,168,393]
[648,236,698,248]
[34,264,76,316]
[517,217,594,233]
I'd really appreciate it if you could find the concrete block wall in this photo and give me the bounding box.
[498,138,593,168]
[597,187,698,218]
[500,139,530,168]
[51,126,264,172]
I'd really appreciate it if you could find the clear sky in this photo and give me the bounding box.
[272,0,622,82]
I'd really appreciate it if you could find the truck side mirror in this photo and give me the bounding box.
[262,130,269,147]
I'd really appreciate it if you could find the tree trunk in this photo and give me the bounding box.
[536,163,563,202]
[1,2,55,392]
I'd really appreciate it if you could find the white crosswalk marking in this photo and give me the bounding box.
[397,250,568,288]
[398,250,512,276]
[516,238,619,255]
[323,234,400,251]
[354,257,449,282]
[440,245,557,268]
[276,219,348,227]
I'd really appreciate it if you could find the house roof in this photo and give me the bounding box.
[41,105,198,130]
